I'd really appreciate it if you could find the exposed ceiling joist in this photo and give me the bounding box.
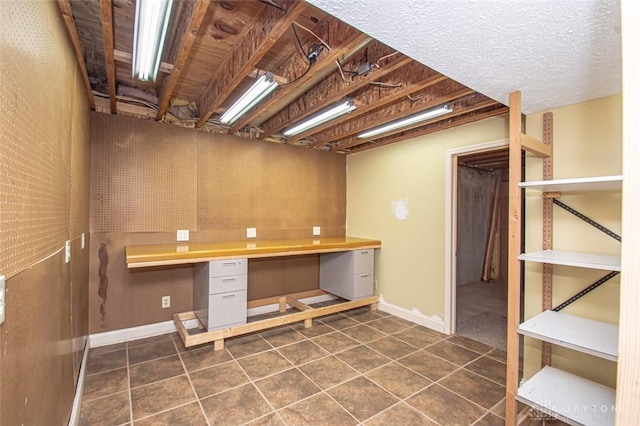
[304,73,450,147]
[260,42,411,137]
[230,19,372,132]
[99,0,116,113]
[56,0,95,110]
[348,106,508,154]
[196,0,307,128]
[156,0,211,120]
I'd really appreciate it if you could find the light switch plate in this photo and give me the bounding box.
[177,229,189,241]
[0,275,5,325]
[246,228,257,239]
[313,226,321,236]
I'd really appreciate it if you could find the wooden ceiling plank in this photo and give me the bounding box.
[195,0,307,128]
[230,18,373,132]
[346,106,509,154]
[309,82,469,148]
[259,44,412,137]
[296,73,447,147]
[56,0,96,110]
[100,0,117,113]
[156,0,211,120]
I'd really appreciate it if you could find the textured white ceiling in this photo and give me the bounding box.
[308,0,621,114]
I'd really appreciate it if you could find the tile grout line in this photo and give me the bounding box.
[172,336,211,426]
[125,343,134,424]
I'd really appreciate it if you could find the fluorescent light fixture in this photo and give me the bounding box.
[220,73,278,125]
[132,0,174,82]
[357,103,453,139]
[283,98,356,137]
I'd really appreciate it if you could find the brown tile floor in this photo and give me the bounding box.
[80,307,514,425]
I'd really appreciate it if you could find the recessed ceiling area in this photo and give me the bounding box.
[58,0,509,155]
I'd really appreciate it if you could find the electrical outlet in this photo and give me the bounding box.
[162,296,170,309]
[0,275,5,325]
[65,240,71,263]
[312,226,321,236]
[246,227,256,239]
[176,230,189,241]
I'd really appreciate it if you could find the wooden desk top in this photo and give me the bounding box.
[126,236,382,268]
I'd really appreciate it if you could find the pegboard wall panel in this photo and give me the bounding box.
[0,1,78,279]
[90,113,198,232]
[197,135,346,232]
[69,83,91,238]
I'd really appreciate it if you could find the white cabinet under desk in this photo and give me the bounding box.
[320,249,374,300]
[193,258,248,331]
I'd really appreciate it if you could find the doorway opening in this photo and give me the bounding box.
[453,147,510,350]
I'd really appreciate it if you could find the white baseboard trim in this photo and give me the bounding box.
[68,337,90,426]
[89,293,339,348]
[378,295,447,334]
[90,320,178,348]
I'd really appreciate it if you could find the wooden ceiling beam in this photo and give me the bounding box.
[195,0,306,128]
[230,19,372,132]
[113,50,174,74]
[347,105,509,154]
[259,43,411,137]
[56,0,95,110]
[156,0,211,120]
[99,0,117,113]
[337,97,498,150]
[309,81,470,148]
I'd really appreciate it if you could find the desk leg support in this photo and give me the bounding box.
[304,318,312,328]
[279,297,287,313]
[370,302,379,312]
[214,339,224,351]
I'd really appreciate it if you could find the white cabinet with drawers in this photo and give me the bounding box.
[319,249,374,300]
[193,258,247,331]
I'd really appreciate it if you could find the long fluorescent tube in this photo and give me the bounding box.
[283,98,357,137]
[132,0,174,82]
[357,104,453,139]
[220,73,278,125]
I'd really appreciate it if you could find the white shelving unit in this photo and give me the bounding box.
[518,250,621,271]
[505,93,621,426]
[515,175,622,425]
[517,366,616,426]
[518,310,618,362]
[519,175,622,193]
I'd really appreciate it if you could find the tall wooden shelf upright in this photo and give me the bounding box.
[505,91,621,426]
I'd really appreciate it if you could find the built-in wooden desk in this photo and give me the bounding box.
[125,237,382,349]
[126,236,381,268]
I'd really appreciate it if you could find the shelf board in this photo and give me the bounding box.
[518,310,618,361]
[518,249,621,271]
[519,175,622,193]
[517,366,615,426]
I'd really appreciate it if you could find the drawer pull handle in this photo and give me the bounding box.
[222,294,236,299]
[360,273,371,278]
[222,262,237,266]
[361,251,369,255]
[222,278,236,283]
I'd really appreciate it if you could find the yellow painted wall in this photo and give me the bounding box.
[523,94,622,388]
[346,116,508,320]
